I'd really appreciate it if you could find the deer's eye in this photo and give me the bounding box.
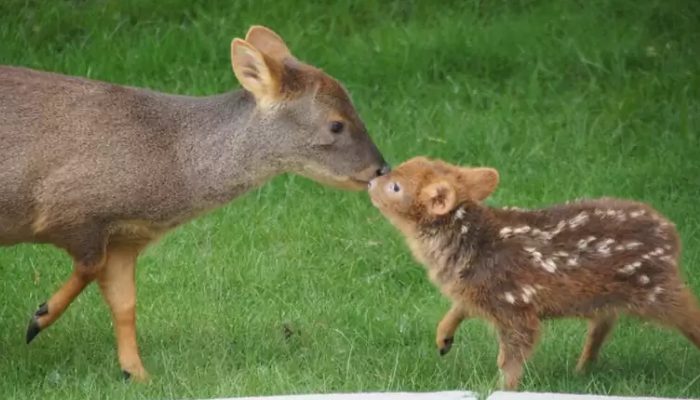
[391,182,401,193]
[329,121,344,134]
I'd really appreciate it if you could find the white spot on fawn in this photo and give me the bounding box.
[461,225,470,235]
[648,286,664,302]
[639,247,666,261]
[499,227,513,239]
[542,258,557,273]
[513,226,531,234]
[500,225,536,239]
[553,251,569,258]
[651,247,665,256]
[577,236,596,250]
[630,210,646,218]
[659,255,673,263]
[619,261,642,274]
[504,292,516,304]
[566,257,579,267]
[521,285,537,303]
[654,226,668,239]
[551,221,566,236]
[625,241,643,250]
[524,247,557,273]
[596,238,615,256]
[596,209,629,221]
[568,212,590,228]
[454,208,466,220]
[531,227,544,238]
[638,275,650,285]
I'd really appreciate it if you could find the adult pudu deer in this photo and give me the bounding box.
[0,26,389,381]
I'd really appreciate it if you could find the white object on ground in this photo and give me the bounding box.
[488,391,691,400]
[206,391,475,400]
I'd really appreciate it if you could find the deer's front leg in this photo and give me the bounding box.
[436,303,469,356]
[97,243,149,382]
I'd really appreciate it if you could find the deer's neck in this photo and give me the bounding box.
[161,90,283,214]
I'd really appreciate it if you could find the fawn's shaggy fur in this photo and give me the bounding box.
[368,156,700,390]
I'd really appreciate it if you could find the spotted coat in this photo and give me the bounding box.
[417,197,682,319]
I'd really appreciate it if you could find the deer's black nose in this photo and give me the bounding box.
[376,164,391,177]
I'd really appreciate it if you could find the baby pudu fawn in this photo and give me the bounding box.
[368,157,700,390]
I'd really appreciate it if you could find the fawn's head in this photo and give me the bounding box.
[368,157,499,229]
[231,26,389,190]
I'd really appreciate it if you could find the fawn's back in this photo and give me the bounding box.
[485,197,681,317]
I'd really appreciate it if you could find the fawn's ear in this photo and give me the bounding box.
[461,167,499,201]
[245,26,292,61]
[420,181,457,216]
[231,38,282,106]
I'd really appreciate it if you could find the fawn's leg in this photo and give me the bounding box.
[26,233,107,343]
[436,303,470,355]
[496,313,540,391]
[576,313,617,372]
[97,243,148,382]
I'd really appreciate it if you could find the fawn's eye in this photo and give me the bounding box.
[329,121,344,134]
[390,182,401,193]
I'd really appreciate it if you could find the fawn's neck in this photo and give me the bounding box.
[413,203,499,285]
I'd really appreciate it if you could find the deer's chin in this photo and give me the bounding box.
[308,175,368,191]
[297,166,370,191]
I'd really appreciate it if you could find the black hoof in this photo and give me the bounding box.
[26,316,41,344]
[122,370,132,381]
[26,302,48,344]
[439,337,454,356]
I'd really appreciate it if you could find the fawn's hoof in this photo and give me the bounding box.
[438,336,454,356]
[25,302,48,344]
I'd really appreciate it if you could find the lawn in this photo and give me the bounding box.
[1,0,699,399]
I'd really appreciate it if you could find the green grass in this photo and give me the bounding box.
[1,0,700,399]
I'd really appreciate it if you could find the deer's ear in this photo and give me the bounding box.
[231,38,282,107]
[460,167,499,201]
[420,181,457,216]
[245,26,292,61]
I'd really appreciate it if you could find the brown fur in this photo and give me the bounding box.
[369,157,700,390]
[0,25,389,380]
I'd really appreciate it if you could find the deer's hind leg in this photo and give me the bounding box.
[26,227,108,343]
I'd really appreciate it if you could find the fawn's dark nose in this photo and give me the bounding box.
[376,164,391,177]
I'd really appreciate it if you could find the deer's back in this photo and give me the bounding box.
[0,66,189,245]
